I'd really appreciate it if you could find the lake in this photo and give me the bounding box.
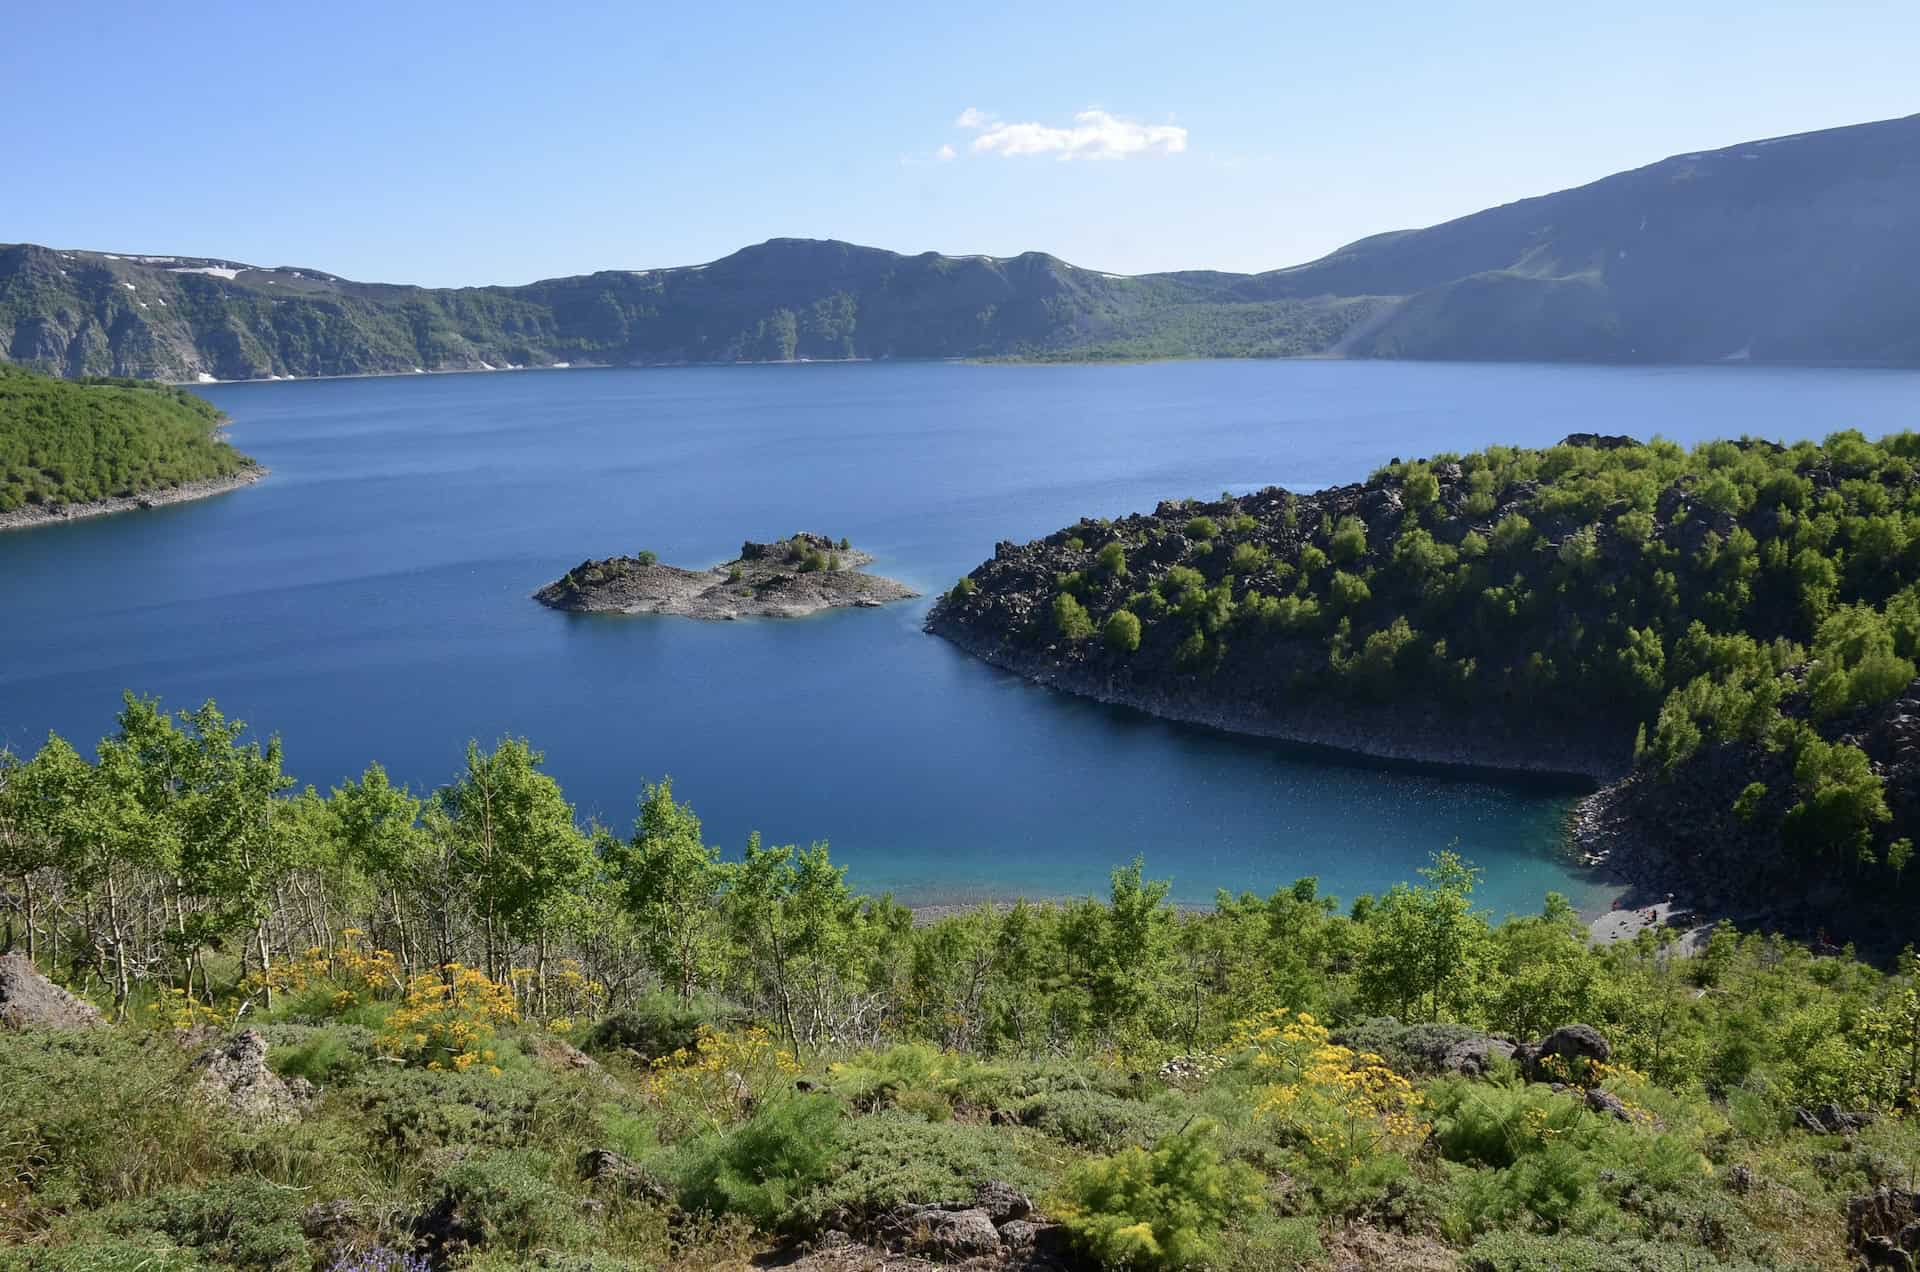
[6,359,1919,913]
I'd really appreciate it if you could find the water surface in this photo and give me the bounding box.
[6,360,1918,911]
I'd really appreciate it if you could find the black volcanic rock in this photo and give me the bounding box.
[535,533,916,620]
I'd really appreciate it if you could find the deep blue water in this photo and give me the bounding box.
[6,360,1919,912]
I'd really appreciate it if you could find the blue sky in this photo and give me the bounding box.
[7,1,1917,286]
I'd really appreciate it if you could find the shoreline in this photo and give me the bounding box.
[904,894,1666,945]
[919,625,1884,957]
[0,466,268,534]
[926,618,1625,785]
[137,352,1920,389]
[536,540,919,620]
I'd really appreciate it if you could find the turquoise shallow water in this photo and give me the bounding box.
[5,359,1919,913]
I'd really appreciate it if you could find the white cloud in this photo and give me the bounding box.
[954,107,992,130]
[935,143,957,162]
[967,109,1187,161]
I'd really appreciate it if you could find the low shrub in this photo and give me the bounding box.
[1463,1230,1777,1271]
[266,1024,379,1085]
[118,1178,309,1269]
[1213,1212,1327,1271]
[826,1043,1010,1115]
[436,1147,587,1256]
[0,1030,218,1216]
[1018,1088,1175,1152]
[672,1094,843,1230]
[1329,1017,1497,1077]
[798,1111,1044,1229]
[8,1235,205,1271]
[1105,609,1143,653]
[351,1064,584,1156]
[584,993,740,1062]
[1052,1120,1262,1270]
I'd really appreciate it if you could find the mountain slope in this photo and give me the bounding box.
[4,112,1917,379]
[1254,112,1920,364]
[0,239,1377,381]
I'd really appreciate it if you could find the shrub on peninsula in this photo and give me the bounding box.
[1053,592,1095,641]
[1104,609,1142,653]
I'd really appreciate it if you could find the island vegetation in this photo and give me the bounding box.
[931,430,1920,953]
[2,695,1919,1270]
[0,364,258,522]
[535,533,917,620]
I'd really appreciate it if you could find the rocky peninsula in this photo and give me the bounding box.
[928,431,1920,955]
[535,533,918,620]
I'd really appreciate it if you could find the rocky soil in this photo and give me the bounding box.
[0,953,105,1029]
[536,533,918,620]
[189,1027,316,1122]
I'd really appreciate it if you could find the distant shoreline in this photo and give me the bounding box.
[153,352,1920,390]
[926,617,1623,785]
[0,466,268,533]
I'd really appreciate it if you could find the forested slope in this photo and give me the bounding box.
[931,431,1920,946]
[0,363,253,514]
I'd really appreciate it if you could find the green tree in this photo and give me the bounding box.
[1052,592,1095,641]
[103,696,295,999]
[1103,609,1142,653]
[328,763,429,969]
[442,738,594,983]
[610,778,731,999]
[1357,850,1492,1023]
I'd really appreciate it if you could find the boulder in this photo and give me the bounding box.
[1584,1087,1633,1122]
[189,1028,309,1122]
[1519,1024,1611,1080]
[1850,1188,1920,1270]
[1796,1102,1876,1134]
[411,1194,484,1266]
[577,1148,674,1205]
[1157,1054,1216,1084]
[1442,1036,1517,1077]
[998,1218,1066,1258]
[0,954,104,1030]
[876,1203,1000,1258]
[299,1198,360,1245]
[925,1208,999,1259]
[974,1180,1031,1224]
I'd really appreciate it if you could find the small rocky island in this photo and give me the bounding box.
[535,533,918,620]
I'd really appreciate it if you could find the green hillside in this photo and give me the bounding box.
[0,239,1375,381]
[1252,112,1920,364]
[931,430,1920,950]
[0,364,253,513]
[6,112,1917,380]
[2,698,1917,1270]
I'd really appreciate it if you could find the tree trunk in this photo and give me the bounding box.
[105,871,129,1021]
[257,921,274,1009]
